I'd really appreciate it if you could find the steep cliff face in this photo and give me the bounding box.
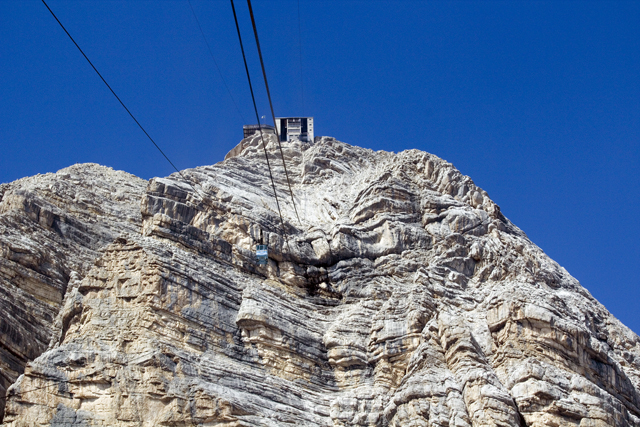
[0,164,147,421]
[2,136,640,426]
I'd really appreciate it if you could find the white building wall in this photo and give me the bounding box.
[307,117,314,142]
[275,117,314,143]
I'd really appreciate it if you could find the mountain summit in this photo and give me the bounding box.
[2,135,639,426]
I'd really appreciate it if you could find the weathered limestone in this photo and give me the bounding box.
[2,136,639,426]
[0,164,146,421]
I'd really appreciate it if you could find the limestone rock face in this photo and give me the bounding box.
[2,136,640,426]
[0,164,147,421]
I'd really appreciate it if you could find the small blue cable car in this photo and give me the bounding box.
[256,245,268,265]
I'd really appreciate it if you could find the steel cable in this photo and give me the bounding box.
[230,0,291,254]
[41,0,205,202]
[246,0,302,225]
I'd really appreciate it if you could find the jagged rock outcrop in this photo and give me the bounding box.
[2,136,639,426]
[0,164,146,421]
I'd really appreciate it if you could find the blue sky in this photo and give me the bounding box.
[1,1,638,334]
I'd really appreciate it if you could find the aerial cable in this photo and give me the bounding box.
[40,0,205,202]
[297,0,305,114]
[187,0,246,123]
[230,0,291,254]
[246,0,302,226]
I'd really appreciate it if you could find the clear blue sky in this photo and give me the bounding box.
[1,1,638,334]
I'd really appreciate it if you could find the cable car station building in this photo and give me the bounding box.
[242,117,314,143]
[275,117,314,143]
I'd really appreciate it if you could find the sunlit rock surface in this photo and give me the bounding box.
[0,164,146,422]
[2,136,639,426]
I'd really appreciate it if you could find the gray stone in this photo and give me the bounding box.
[2,136,640,426]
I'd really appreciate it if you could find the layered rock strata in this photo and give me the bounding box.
[0,164,146,421]
[2,136,640,426]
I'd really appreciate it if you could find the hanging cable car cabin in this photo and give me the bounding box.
[256,244,268,265]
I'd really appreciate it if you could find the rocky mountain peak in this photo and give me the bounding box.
[1,137,639,426]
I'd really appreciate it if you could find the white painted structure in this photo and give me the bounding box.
[275,117,314,143]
